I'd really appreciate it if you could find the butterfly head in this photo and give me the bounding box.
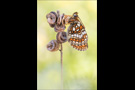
[68,12,79,23]
[73,12,78,18]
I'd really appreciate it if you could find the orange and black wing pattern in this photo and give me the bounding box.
[67,12,88,51]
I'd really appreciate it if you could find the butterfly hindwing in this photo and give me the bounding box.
[67,21,88,51]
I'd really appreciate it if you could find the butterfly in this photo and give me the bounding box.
[67,12,88,51]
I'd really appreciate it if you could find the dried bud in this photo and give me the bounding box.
[46,10,71,32]
[54,24,66,32]
[57,15,62,25]
[63,15,72,25]
[47,40,59,52]
[56,10,60,18]
[56,10,62,25]
[56,32,67,43]
[46,11,57,28]
[49,24,55,28]
[61,13,65,25]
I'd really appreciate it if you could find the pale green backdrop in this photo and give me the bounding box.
[37,0,97,89]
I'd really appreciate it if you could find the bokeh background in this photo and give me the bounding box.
[37,0,97,90]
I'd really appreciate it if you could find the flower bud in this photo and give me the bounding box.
[46,11,57,28]
[47,40,59,52]
[56,32,67,43]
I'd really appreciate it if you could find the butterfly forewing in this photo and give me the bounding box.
[67,20,88,51]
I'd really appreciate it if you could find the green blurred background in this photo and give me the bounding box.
[37,0,97,89]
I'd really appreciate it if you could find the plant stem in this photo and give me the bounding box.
[60,44,63,90]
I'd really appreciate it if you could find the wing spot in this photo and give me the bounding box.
[73,27,75,31]
[80,25,83,30]
[77,23,80,27]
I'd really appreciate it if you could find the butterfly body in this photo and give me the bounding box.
[67,12,88,51]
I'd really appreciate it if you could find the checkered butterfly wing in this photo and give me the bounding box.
[67,12,88,51]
